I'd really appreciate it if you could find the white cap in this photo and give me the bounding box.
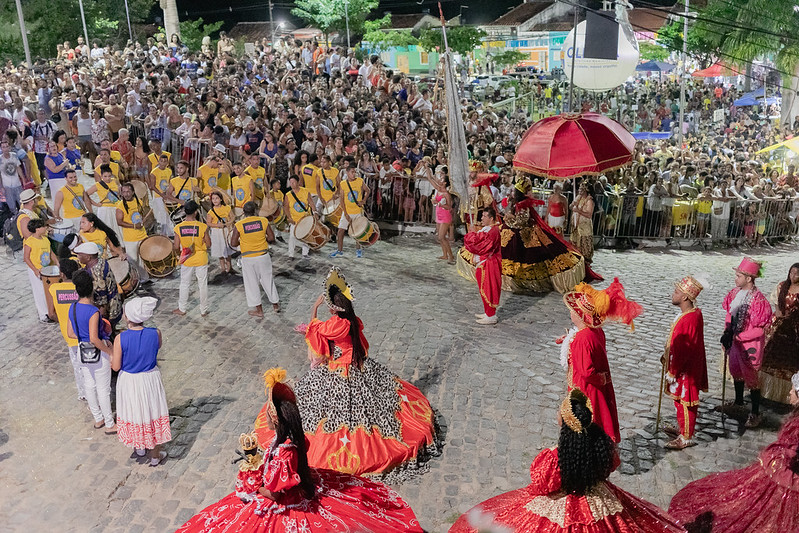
[74,242,99,255]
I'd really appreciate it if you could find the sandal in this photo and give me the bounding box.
[93,422,105,429]
[104,424,118,434]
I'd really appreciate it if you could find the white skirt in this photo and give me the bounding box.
[116,367,172,449]
[150,196,174,236]
[210,227,233,258]
[96,205,123,242]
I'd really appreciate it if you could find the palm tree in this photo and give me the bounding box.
[160,0,180,42]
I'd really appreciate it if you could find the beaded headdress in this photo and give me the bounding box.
[324,266,354,312]
[560,389,593,434]
[263,368,296,427]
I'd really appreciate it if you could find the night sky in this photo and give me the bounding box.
[174,0,525,31]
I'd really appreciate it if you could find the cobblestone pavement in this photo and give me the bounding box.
[0,232,796,532]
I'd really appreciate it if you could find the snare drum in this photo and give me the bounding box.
[40,265,63,321]
[293,216,330,251]
[138,235,177,277]
[132,180,150,209]
[166,202,186,224]
[348,216,380,247]
[259,196,279,218]
[108,255,140,299]
[271,209,288,232]
[233,207,244,220]
[49,220,74,243]
[322,199,343,227]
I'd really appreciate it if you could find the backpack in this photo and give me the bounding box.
[3,212,23,252]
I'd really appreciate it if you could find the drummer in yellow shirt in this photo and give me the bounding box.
[172,200,211,317]
[167,160,202,205]
[283,175,318,258]
[245,152,266,202]
[198,155,222,196]
[230,162,255,210]
[53,169,92,232]
[231,201,280,317]
[48,258,85,399]
[115,182,149,278]
[331,164,370,259]
[94,148,121,180]
[23,218,58,322]
[148,154,174,235]
[301,154,320,198]
[314,155,339,211]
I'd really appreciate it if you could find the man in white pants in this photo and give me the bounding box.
[53,169,91,232]
[283,175,316,258]
[115,182,150,282]
[231,201,280,317]
[172,200,211,316]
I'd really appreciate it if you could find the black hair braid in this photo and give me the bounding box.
[557,399,616,495]
[271,398,315,499]
[330,287,366,369]
[83,212,121,248]
[778,263,799,314]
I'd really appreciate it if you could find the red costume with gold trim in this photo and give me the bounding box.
[450,447,684,532]
[254,316,438,481]
[665,308,708,439]
[567,327,620,443]
[463,224,502,317]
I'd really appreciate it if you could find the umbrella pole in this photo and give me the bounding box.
[568,7,578,112]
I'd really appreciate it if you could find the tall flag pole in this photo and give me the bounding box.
[438,2,470,204]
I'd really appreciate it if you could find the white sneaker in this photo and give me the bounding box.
[474,313,487,319]
[476,315,498,325]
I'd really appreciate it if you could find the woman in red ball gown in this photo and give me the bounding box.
[177,369,423,533]
[450,389,685,533]
[668,372,799,533]
[254,267,438,482]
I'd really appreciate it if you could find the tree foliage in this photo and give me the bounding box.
[0,0,155,62]
[638,41,670,62]
[418,26,486,56]
[292,0,379,43]
[656,19,719,68]
[490,49,527,67]
[176,18,223,52]
[361,14,419,52]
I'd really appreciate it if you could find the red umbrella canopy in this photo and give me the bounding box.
[513,113,636,180]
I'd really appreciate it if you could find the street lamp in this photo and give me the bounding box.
[344,0,351,49]
[13,0,31,67]
[77,0,90,49]
[272,22,283,45]
[459,5,468,24]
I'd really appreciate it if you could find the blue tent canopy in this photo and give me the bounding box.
[635,61,676,72]
[632,132,672,140]
[734,96,759,106]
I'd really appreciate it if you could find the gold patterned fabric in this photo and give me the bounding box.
[524,483,625,527]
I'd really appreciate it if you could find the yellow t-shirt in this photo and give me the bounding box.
[231,175,254,207]
[207,204,232,225]
[341,176,364,215]
[301,164,319,195]
[315,167,339,202]
[50,281,79,347]
[174,220,209,267]
[245,165,266,199]
[170,176,199,203]
[25,235,52,269]
[80,228,109,257]
[60,183,87,218]
[286,187,313,223]
[16,209,38,236]
[116,200,148,243]
[148,151,172,170]
[269,189,284,203]
[95,178,120,205]
[198,164,220,195]
[234,216,270,256]
[697,199,713,215]
[94,161,121,180]
[152,167,173,195]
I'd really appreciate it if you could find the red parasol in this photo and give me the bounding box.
[691,62,742,78]
[513,113,636,180]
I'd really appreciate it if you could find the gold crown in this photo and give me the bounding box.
[239,432,259,451]
[514,177,531,194]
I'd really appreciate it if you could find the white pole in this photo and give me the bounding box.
[344,0,351,49]
[14,0,32,68]
[124,0,134,42]
[78,0,90,48]
[268,0,275,44]
[678,0,689,150]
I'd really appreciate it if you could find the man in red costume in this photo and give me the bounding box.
[663,276,708,450]
[464,207,502,325]
[560,279,642,443]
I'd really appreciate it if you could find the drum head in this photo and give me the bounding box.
[294,216,314,238]
[259,197,278,217]
[139,235,173,261]
[40,265,61,277]
[349,216,369,235]
[108,256,129,278]
[323,199,340,215]
[50,221,73,231]
[132,180,149,199]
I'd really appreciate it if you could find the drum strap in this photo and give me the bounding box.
[99,180,119,203]
[210,206,226,224]
[289,191,308,213]
[176,177,190,199]
[344,179,357,202]
[64,184,87,212]
[241,249,268,257]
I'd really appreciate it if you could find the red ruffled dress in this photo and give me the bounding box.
[669,411,799,532]
[255,316,438,481]
[450,447,685,532]
[177,438,424,532]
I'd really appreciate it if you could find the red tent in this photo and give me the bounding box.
[691,62,742,77]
